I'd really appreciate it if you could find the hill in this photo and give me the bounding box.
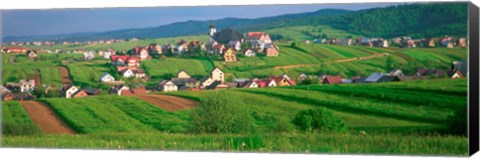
[3,2,468,42]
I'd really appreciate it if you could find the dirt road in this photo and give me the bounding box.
[58,66,72,84]
[133,94,199,112]
[21,101,75,134]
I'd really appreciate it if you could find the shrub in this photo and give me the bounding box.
[190,91,255,134]
[292,108,347,132]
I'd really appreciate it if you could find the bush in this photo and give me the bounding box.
[292,108,347,132]
[190,91,255,134]
[273,117,295,133]
[446,105,467,136]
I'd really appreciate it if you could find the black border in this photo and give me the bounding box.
[469,1,479,156]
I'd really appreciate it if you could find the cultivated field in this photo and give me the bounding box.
[2,79,468,155]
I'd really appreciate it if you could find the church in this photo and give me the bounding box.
[207,22,244,54]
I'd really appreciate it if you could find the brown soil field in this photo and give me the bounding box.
[132,94,199,112]
[21,101,75,134]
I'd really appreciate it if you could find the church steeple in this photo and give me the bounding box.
[209,21,216,36]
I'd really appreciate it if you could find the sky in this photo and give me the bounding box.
[1,3,402,37]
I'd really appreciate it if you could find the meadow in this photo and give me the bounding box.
[1,79,468,155]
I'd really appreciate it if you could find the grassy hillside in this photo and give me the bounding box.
[2,101,43,135]
[2,79,468,155]
[3,43,466,88]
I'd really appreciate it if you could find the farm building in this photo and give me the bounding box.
[158,80,178,92]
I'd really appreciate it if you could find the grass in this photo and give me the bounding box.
[66,59,111,87]
[1,79,468,155]
[3,132,467,155]
[1,101,43,135]
[39,96,159,134]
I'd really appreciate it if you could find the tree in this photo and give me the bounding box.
[292,108,347,132]
[190,91,255,134]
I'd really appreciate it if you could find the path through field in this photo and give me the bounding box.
[133,94,199,112]
[273,52,389,70]
[20,101,75,134]
[58,66,72,84]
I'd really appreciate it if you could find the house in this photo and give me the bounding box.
[200,77,215,88]
[421,38,436,47]
[365,72,386,83]
[371,38,388,47]
[304,40,311,44]
[158,80,178,92]
[6,47,29,53]
[238,80,259,88]
[313,38,328,44]
[102,49,115,59]
[209,67,225,82]
[133,69,146,79]
[265,79,277,87]
[228,41,242,51]
[223,48,237,62]
[416,68,447,78]
[19,79,35,92]
[176,40,189,54]
[207,81,229,90]
[60,84,87,98]
[83,51,95,60]
[0,85,11,95]
[148,43,163,54]
[401,39,416,48]
[298,73,309,81]
[188,41,201,51]
[109,85,130,95]
[1,92,14,101]
[323,75,343,84]
[439,37,454,48]
[83,87,101,95]
[26,50,38,59]
[457,38,467,47]
[247,32,272,44]
[339,38,353,46]
[243,49,256,57]
[264,43,279,57]
[121,69,135,78]
[452,60,467,77]
[110,55,140,67]
[172,78,199,89]
[387,69,405,77]
[99,72,115,82]
[273,75,296,86]
[447,70,463,78]
[357,38,373,47]
[177,70,191,79]
[211,44,226,54]
[137,47,150,60]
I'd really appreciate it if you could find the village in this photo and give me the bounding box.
[0,23,468,101]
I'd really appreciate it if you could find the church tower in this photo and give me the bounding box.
[209,21,216,37]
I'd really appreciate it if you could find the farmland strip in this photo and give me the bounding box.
[20,101,75,134]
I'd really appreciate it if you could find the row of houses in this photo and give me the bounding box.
[309,36,467,48]
[154,67,297,94]
[297,61,466,85]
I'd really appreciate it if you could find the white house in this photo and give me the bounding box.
[158,80,178,92]
[243,49,256,57]
[228,40,242,51]
[266,79,277,87]
[62,85,79,98]
[19,79,35,92]
[200,77,215,88]
[122,69,135,78]
[99,72,115,82]
[209,67,224,82]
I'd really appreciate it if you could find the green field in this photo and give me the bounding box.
[2,79,468,155]
[2,101,42,135]
[265,25,363,40]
